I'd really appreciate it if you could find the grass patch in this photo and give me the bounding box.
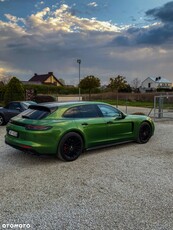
[95,99,154,108]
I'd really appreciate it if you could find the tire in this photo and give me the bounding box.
[137,122,152,144]
[0,114,5,126]
[57,132,83,161]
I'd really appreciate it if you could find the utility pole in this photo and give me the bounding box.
[77,59,81,101]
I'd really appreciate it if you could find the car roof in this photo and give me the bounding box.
[7,101,36,103]
[29,101,106,110]
[39,101,106,109]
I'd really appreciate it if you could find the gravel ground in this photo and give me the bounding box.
[0,121,173,230]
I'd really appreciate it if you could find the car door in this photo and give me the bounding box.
[97,104,134,142]
[63,104,108,148]
[4,102,22,121]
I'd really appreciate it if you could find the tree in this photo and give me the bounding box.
[79,75,100,100]
[107,75,128,92]
[107,75,129,107]
[4,77,25,104]
[131,77,141,92]
[120,84,132,93]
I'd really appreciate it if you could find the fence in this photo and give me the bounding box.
[154,95,173,120]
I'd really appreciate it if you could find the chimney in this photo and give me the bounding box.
[34,73,37,76]
[48,72,53,75]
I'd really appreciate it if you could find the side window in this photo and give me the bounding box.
[63,107,81,118]
[79,105,99,118]
[7,102,21,110]
[98,104,121,117]
[63,105,100,118]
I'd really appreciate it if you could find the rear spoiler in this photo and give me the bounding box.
[28,105,57,113]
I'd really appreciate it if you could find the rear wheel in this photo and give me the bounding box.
[0,114,5,126]
[137,122,152,143]
[57,132,83,161]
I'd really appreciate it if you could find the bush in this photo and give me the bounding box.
[24,84,79,95]
[24,84,60,94]
[4,77,25,104]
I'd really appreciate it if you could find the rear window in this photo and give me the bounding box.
[20,105,54,120]
[20,108,50,120]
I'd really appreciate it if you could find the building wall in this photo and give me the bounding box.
[141,77,172,92]
[141,78,157,90]
[157,82,172,89]
[44,75,62,86]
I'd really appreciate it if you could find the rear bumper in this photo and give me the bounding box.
[5,140,40,155]
[5,134,56,155]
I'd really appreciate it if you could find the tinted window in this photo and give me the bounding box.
[63,107,81,118]
[6,102,22,110]
[63,105,100,118]
[79,105,99,118]
[20,109,50,120]
[98,104,121,117]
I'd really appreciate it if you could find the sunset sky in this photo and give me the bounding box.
[0,0,173,85]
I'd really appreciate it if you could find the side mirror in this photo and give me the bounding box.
[115,113,126,120]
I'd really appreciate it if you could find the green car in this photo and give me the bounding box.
[5,101,154,161]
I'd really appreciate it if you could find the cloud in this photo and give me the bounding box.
[0,3,173,84]
[111,1,173,48]
[26,5,120,34]
[0,67,6,77]
[88,2,98,7]
[0,4,121,83]
[146,1,173,23]
[35,1,45,9]
[5,13,26,24]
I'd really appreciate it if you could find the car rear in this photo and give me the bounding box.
[5,104,65,155]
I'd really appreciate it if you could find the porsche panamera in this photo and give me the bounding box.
[5,101,155,161]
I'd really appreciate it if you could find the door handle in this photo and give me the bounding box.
[81,123,88,126]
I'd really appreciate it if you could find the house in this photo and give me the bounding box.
[28,72,64,87]
[140,76,172,92]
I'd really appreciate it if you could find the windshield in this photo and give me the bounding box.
[22,101,37,109]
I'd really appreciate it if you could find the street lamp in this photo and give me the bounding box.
[77,59,81,101]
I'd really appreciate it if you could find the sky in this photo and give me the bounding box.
[0,0,173,85]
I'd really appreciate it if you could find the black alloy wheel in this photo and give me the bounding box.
[58,132,83,161]
[137,122,152,144]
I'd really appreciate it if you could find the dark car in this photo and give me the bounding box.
[0,101,37,125]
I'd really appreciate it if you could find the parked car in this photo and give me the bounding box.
[5,101,155,161]
[0,101,37,126]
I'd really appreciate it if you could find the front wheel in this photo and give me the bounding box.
[57,132,83,161]
[137,122,152,144]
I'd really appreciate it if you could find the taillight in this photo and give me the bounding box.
[25,125,52,131]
